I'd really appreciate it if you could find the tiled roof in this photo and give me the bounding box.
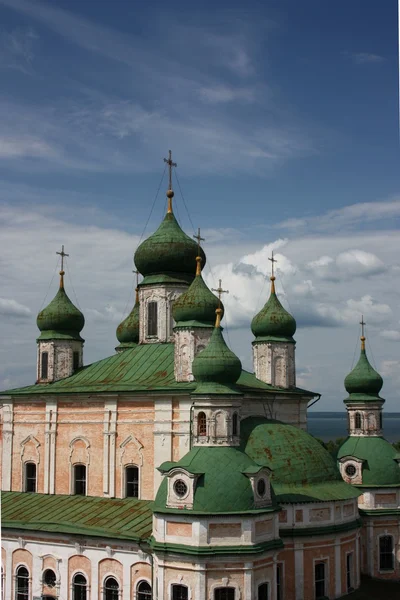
[1,492,153,541]
[1,343,315,397]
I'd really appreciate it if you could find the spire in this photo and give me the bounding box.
[193,227,205,276]
[211,279,229,328]
[163,149,177,214]
[268,250,277,293]
[56,245,69,289]
[360,314,366,351]
[344,318,383,401]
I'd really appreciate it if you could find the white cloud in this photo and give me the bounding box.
[0,136,57,159]
[346,52,384,65]
[380,330,400,341]
[199,85,255,104]
[0,298,31,318]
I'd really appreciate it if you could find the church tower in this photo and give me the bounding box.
[36,246,85,383]
[134,151,206,344]
[251,252,296,388]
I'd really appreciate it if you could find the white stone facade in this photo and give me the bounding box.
[174,327,213,382]
[253,341,296,389]
[346,403,383,437]
[192,399,242,446]
[37,340,83,383]
[139,283,188,344]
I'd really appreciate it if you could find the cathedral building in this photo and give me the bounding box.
[1,158,399,600]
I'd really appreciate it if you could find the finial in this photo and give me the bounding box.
[193,228,205,276]
[268,250,277,293]
[56,245,69,289]
[212,279,229,327]
[360,315,366,351]
[133,268,140,303]
[163,150,177,213]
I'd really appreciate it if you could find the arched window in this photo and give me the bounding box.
[43,568,56,588]
[72,573,87,600]
[125,466,139,497]
[314,562,326,599]
[25,462,37,492]
[355,412,362,429]
[172,585,188,600]
[232,413,238,436]
[103,577,119,600]
[137,580,152,600]
[379,535,394,571]
[147,302,158,337]
[197,412,207,436]
[215,588,235,600]
[15,566,29,600]
[258,582,269,599]
[73,464,87,495]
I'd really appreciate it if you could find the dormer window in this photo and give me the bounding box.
[147,302,158,336]
[345,464,356,478]
[243,467,272,507]
[339,456,364,485]
[257,478,267,498]
[174,479,188,498]
[160,467,201,510]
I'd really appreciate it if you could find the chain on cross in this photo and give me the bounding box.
[163,149,177,191]
[56,245,69,272]
[212,279,229,308]
[268,250,277,279]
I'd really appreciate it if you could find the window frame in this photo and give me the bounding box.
[314,561,326,600]
[276,563,283,600]
[24,462,37,493]
[214,587,236,600]
[15,565,30,600]
[258,582,269,600]
[41,351,49,379]
[136,579,152,600]
[379,534,394,571]
[354,412,362,429]
[73,463,87,496]
[147,301,158,337]
[72,572,88,600]
[73,351,80,371]
[125,465,139,498]
[346,552,354,592]
[197,412,207,437]
[232,412,238,436]
[171,583,189,600]
[103,576,120,600]
[42,568,57,588]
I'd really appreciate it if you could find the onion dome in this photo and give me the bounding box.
[192,308,242,394]
[134,190,206,286]
[344,333,383,403]
[37,269,84,341]
[172,257,222,327]
[116,288,139,349]
[251,276,296,341]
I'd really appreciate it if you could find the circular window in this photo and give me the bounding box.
[174,479,188,498]
[257,478,267,497]
[345,464,357,477]
[43,569,57,588]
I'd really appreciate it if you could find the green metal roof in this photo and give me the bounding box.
[1,492,153,541]
[337,436,400,487]
[251,281,296,341]
[116,295,139,347]
[37,285,85,342]
[344,346,384,403]
[1,343,316,397]
[241,417,360,502]
[172,271,222,328]
[154,446,278,515]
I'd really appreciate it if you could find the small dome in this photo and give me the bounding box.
[192,323,242,394]
[338,436,400,486]
[37,286,84,341]
[134,212,206,284]
[116,293,139,346]
[344,347,383,400]
[172,265,222,327]
[251,279,296,340]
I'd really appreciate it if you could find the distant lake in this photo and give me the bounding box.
[307,412,400,443]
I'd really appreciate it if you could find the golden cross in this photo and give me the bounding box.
[193,227,205,254]
[212,279,229,308]
[163,149,177,191]
[268,250,277,278]
[56,245,69,272]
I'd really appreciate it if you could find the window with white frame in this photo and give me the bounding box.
[197,412,207,436]
[73,464,87,495]
[103,577,119,600]
[137,580,152,600]
[171,584,188,600]
[15,566,29,600]
[314,562,326,599]
[215,588,235,600]
[147,302,158,336]
[24,462,37,492]
[72,573,87,600]
[379,535,394,571]
[258,582,269,600]
[125,465,139,497]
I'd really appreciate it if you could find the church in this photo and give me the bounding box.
[1,155,399,600]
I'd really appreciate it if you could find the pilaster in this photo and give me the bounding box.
[1,400,13,491]
[103,398,117,497]
[44,398,57,494]
[294,542,304,600]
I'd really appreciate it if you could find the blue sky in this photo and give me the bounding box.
[0,0,399,412]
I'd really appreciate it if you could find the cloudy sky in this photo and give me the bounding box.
[0,0,399,412]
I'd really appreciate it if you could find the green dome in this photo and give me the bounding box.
[344,346,383,402]
[154,446,277,514]
[251,280,296,341]
[37,285,84,341]
[192,324,242,394]
[134,211,206,285]
[116,293,139,347]
[172,269,222,327]
[240,417,359,502]
[338,436,400,486]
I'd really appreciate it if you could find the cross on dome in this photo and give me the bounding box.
[268,250,277,279]
[212,279,228,328]
[163,149,177,192]
[56,245,69,288]
[360,315,366,350]
[193,227,205,253]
